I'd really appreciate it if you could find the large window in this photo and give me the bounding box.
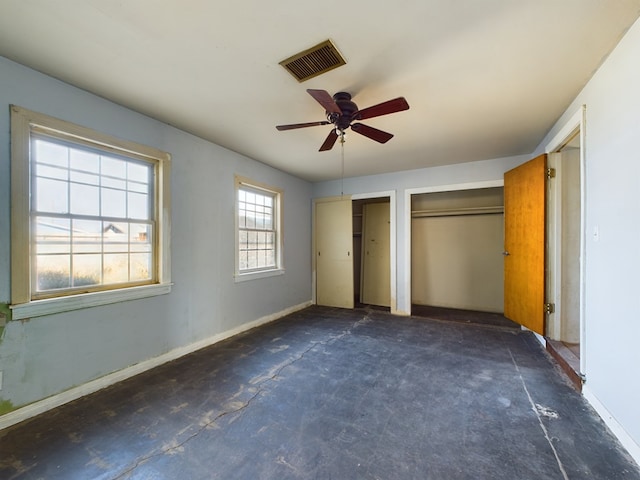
[11,106,171,319]
[235,177,283,280]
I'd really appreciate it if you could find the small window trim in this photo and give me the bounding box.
[10,105,172,320]
[234,176,284,282]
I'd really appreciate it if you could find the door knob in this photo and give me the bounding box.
[502,251,510,256]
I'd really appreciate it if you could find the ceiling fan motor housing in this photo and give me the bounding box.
[275,88,409,151]
[329,92,359,131]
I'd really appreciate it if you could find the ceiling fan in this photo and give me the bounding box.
[276,89,410,151]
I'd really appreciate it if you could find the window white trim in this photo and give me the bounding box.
[234,176,284,282]
[10,105,172,318]
[234,268,285,283]
[10,283,172,321]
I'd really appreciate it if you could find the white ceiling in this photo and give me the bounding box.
[1,1,639,181]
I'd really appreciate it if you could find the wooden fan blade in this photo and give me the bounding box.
[354,97,409,120]
[319,129,339,151]
[276,121,330,131]
[307,89,342,114]
[351,123,394,144]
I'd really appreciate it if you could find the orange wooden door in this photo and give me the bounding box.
[504,154,547,335]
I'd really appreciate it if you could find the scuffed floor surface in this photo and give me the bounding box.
[1,306,639,479]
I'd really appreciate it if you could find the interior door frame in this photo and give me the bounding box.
[352,191,396,312]
[403,180,504,316]
[544,105,587,375]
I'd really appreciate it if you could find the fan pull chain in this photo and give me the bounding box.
[340,130,346,196]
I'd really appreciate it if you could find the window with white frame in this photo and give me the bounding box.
[235,177,283,279]
[10,106,171,319]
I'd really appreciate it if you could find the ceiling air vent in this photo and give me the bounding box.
[279,40,346,82]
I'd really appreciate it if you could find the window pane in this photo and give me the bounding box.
[102,187,127,218]
[246,212,255,228]
[35,217,71,256]
[239,208,247,228]
[103,222,128,254]
[70,148,99,173]
[102,177,126,189]
[70,170,99,185]
[102,156,127,179]
[239,230,248,249]
[130,223,152,252]
[72,219,102,254]
[248,230,257,248]
[104,239,129,253]
[130,253,152,281]
[266,249,275,267]
[72,254,101,287]
[35,177,68,213]
[239,250,248,270]
[36,255,71,291]
[104,253,129,283]
[247,250,257,270]
[128,162,150,183]
[128,181,148,194]
[70,183,99,216]
[34,139,68,168]
[128,192,149,219]
[37,164,68,181]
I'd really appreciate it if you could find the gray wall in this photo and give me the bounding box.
[0,57,312,413]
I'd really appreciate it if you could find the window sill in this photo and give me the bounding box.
[10,283,172,320]
[234,268,285,283]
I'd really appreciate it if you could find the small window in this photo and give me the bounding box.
[235,177,283,280]
[10,106,171,319]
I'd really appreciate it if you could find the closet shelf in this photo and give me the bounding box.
[411,206,504,218]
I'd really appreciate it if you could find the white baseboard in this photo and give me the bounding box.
[583,384,640,465]
[0,300,312,431]
[531,329,546,347]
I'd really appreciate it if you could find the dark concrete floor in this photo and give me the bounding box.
[1,305,638,479]
[411,304,520,329]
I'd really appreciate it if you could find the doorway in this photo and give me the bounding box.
[546,128,583,384]
[353,198,391,309]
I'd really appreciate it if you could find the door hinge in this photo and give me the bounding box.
[543,303,555,314]
[546,168,556,179]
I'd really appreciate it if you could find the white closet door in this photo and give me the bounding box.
[315,198,354,309]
